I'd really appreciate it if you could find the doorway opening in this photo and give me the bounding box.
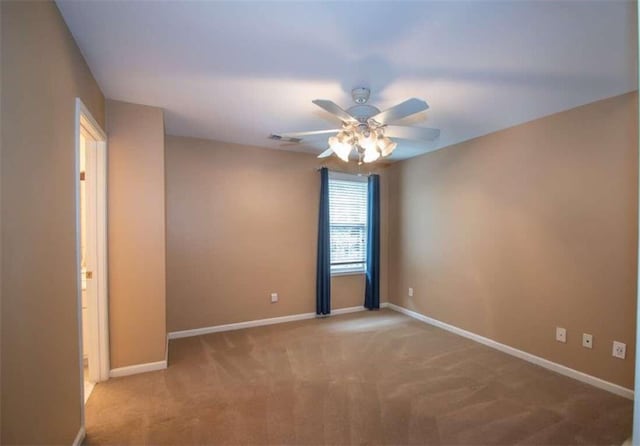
[75,98,109,412]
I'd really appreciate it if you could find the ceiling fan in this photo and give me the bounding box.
[270,87,440,164]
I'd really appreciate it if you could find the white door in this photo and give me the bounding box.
[80,126,99,382]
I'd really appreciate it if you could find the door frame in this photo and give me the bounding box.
[74,98,109,413]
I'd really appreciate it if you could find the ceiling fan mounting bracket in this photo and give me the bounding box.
[351,87,370,104]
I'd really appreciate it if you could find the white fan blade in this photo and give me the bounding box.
[312,100,358,123]
[280,129,340,138]
[317,148,333,158]
[384,125,440,141]
[370,98,429,125]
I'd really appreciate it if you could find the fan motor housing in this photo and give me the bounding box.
[346,104,380,123]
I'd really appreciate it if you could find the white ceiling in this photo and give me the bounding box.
[57,0,637,160]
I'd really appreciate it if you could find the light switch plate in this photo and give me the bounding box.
[271,293,278,303]
[556,327,566,343]
[408,287,414,297]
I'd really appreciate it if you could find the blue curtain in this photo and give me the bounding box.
[365,174,380,309]
[316,167,331,315]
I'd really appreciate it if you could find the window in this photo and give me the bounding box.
[329,173,368,275]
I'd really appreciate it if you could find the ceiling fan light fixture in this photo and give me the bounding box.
[329,136,352,162]
[378,136,397,157]
[336,130,351,144]
[363,146,381,163]
[334,143,352,162]
[358,132,378,152]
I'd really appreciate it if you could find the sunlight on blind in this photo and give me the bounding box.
[328,177,367,274]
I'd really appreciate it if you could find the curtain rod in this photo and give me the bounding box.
[315,167,377,176]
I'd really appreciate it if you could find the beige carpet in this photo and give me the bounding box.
[86,309,632,445]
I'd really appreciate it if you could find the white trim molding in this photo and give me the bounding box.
[332,305,370,315]
[165,335,169,364]
[328,170,368,183]
[168,305,377,340]
[109,360,167,378]
[74,98,109,436]
[74,98,110,384]
[169,313,316,340]
[386,303,633,400]
[72,426,86,446]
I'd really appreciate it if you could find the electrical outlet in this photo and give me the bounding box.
[556,327,566,343]
[582,333,593,349]
[270,293,278,303]
[408,287,414,297]
[612,341,626,359]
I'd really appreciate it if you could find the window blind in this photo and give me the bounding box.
[328,176,368,274]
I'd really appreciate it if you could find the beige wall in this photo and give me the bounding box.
[107,100,167,368]
[0,1,4,439]
[165,136,388,332]
[388,92,638,389]
[1,1,105,443]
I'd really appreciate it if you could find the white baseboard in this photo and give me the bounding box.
[109,360,167,378]
[168,312,316,339]
[332,305,367,315]
[386,303,634,400]
[72,426,86,446]
[167,304,383,340]
[165,335,169,363]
